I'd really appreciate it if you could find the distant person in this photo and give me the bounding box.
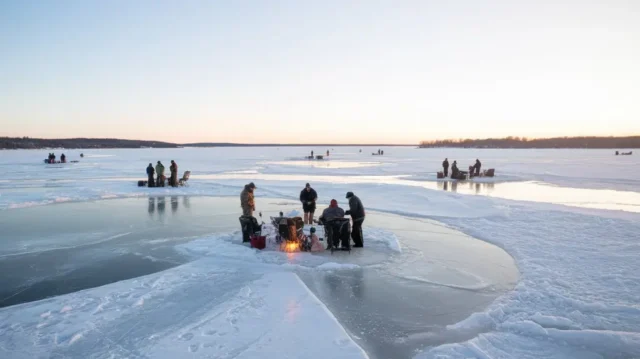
[616,151,619,155]
[155,161,165,187]
[474,159,482,176]
[80,153,84,158]
[146,163,155,187]
[378,149,381,155]
[326,150,330,157]
[451,161,459,178]
[319,199,345,223]
[169,160,178,187]
[240,182,257,216]
[300,183,318,224]
[311,150,314,158]
[442,158,449,177]
[60,153,66,163]
[381,150,384,155]
[52,153,56,162]
[345,192,365,247]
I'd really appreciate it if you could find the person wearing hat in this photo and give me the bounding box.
[319,199,345,224]
[442,158,449,177]
[299,183,318,225]
[169,160,178,187]
[240,182,257,216]
[155,161,165,187]
[146,163,155,188]
[345,192,365,247]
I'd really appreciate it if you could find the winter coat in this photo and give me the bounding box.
[347,195,365,220]
[442,160,449,168]
[310,234,324,252]
[299,188,318,204]
[146,165,155,176]
[240,185,255,211]
[474,160,481,169]
[170,162,178,175]
[320,206,345,223]
[156,163,165,176]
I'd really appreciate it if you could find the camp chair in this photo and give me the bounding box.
[178,171,191,186]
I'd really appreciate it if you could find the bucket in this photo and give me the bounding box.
[250,235,266,250]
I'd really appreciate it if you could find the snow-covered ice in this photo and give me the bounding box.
[1,147,639,358]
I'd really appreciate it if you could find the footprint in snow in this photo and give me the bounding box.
[179,332,194,341]
[60,306,72,313]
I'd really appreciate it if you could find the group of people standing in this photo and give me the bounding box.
[240,182,366,248]
[310,150,331,157]
[299,183,365,247]
[146,160,178,187]
[441,158,482,178]
[47,153,66,163]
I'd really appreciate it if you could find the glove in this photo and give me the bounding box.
[345,210,351,215]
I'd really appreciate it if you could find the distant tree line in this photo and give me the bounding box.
[0,137,416,149]
[419,136,640,149]
[0,137,179,149]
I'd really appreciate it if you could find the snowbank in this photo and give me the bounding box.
[417,205,640,359]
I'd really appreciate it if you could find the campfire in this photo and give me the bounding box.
[281,240,301,253]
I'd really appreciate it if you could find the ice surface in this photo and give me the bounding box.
[2,147,640,358]
[0,262,368,359]
[417,206,640,359]
[1,147,639,212]
[1,196,517,358]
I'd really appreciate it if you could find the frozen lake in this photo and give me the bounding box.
[0,197,517,358]
[1,147,639,359]
[1,147,639,213]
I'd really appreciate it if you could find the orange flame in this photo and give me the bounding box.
[281,241,300,253]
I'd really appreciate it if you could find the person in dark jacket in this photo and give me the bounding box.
[319,199,345,223]
[474,159,481,176]
[300,183,318,224]
[442,158,449,177]
[345,191,365,247]
[146,163,155,187]
[451,160,459,178]
[169,160,178,187]
[60,154,66,163]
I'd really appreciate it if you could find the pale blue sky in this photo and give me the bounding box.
[1,0,639,144]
